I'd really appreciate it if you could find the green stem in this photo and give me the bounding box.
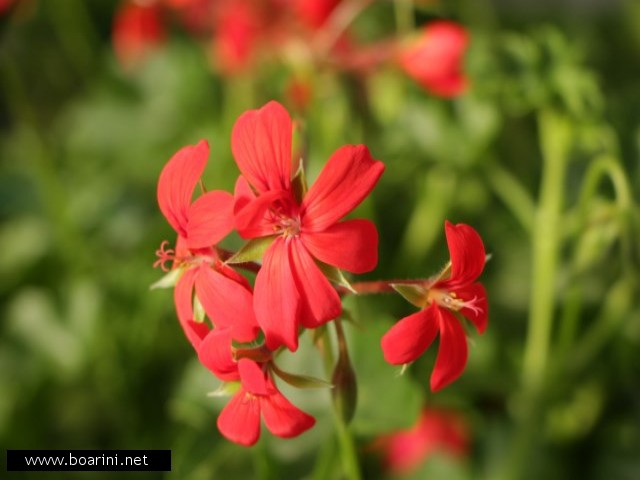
[484,161,535,233]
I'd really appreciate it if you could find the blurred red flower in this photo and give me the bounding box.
[397,21,469,97]
[381,221,488,391]
[375,407,470,474]
[113,1,166,69]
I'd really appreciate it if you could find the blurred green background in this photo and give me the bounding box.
[1,0,640,479]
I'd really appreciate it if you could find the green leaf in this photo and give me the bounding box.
[271,363,332,389]
[207,381,241,397]
[149,267,183,290]
[226,236,276,264]
[391,283,427,308]
[317,262,356,293]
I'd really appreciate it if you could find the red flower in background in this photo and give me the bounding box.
[375,407,469,474]
[216,358,315,446]
[397,21,469,97]
[113,1,166,69]
[381,221,487,391]
[232,101,384,352]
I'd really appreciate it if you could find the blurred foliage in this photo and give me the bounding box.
[1,0,640,479]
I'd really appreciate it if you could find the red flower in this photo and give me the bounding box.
[381,221,487,391]
[375,407,469,474]
[397,21,469,97]
[156,141,259,348]
[293,0,341,30]
[112,1,166,69]
[216,358,315,446]
[232,101,384,351]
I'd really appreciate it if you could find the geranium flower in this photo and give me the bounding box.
[374,407,469,474]
[155,140,258,348]
[232,101,384,351]
[216,358,316,446]
[397,21,469,97]
[381,221,487,391]
[112,1,166,69]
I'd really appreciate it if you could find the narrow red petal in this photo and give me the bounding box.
[456,283,488,334]
[289,239,341,329]
[261,385,316,438]
[157,140,209,237]
[174,266,210,350]
[254,238,300,351]
[440,221,486,290]
[194,266,259,342]
[238,358,269,396]
[430,308,468,392]
[217,390,261,446]
[381,305,439,365]
[186,190,234,249]
[231,101,293,194]
[302,219,378,274]
[197,329,239,381]
[301,145,384,232]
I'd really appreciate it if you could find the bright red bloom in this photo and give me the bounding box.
[381,221,487,391]
[113,1,166,69]
[397,21,469,97]
[216,358,316,446]
[375,407,469,474]
[293,0,341,30]
[155,141,259,348]
[232,101,384,352]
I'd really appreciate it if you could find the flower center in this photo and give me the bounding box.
[274,213,301,237]
[427,289,483,316]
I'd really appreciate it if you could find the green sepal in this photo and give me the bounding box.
[207,381,241,397]
[332,353,358,425]
[271,363,332,389]
[226,236,276,264]
[391,283,427,308]
[149,267,182,290]
[193,295,205,323]
[317,262,356,293]
[291,158,308,204]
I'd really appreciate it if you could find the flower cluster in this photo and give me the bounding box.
[154,100,487,446]
[112,1,470,98]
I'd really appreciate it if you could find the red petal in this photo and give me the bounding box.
[381,305,439,365]
[157,140,209,238]
[254,238,300,351]
[194,266,259,342]
[302,219,378,274]
[186,190,234,249]
[231,101,293,194]
[301,145,384,232]
[217,390,261,446]
[456,283,488,334]
[430,308,468,392]
[197,329,239,381]
[234,176,290,238]
[261,385,316,438]
[238,358,269,396]
[289,239,341,329]
[174,266,210,350]
[440,221,486,290]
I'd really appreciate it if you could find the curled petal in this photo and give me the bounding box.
[158,140,209,237]
[440,221,486,290]
[254,238,300,351]
[381,305,439,365]
[456,283,488,334]
[198,329,238,381]
[431,308,468,392]
[302,219,378,274]
[217,390,261,447]
[194,267,259,342]
[234,176,291,238]
[261,385,316,438]
[231,101,293,193]
[187,190,234,249]
[289,239,341,329]
[301,145,384,232]
[174,266,210,350]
